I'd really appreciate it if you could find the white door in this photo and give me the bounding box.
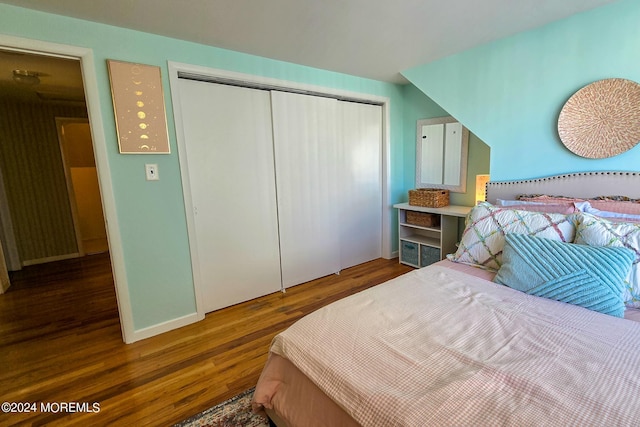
[339,101,382,269]
[271,91,341,288]
[177,79,282,312]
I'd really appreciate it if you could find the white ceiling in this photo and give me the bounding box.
[1,0,618,85]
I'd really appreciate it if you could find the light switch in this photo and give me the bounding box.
[145,164,159,181]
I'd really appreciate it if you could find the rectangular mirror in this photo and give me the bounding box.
[416,116,468,192]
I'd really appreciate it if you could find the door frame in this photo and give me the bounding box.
[55,117,89,257]
[0,237,8,293]
[0,35,134,343]
[168,61,392,319]
[0,161,18,294]
[0,162,20,273]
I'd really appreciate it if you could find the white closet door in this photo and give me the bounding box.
[271,91,340,288]
[339,101,382,269]
[177,79,282,312]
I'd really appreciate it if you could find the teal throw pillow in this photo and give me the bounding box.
[494,233,634,317]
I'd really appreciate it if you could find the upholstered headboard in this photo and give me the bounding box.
[486,171,640,204]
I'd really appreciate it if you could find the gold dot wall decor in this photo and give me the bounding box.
[107,60,171,154]
[557,78,640,159]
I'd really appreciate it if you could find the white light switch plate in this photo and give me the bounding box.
[145,164,159,181]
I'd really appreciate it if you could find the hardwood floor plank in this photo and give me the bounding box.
[0,254,411,426]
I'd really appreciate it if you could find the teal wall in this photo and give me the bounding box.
[401,84,490,206]
[402,0,640,181]
[0,4,408,331]
[401,84,447,191]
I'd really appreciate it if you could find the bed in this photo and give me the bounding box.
[252,171,640,427]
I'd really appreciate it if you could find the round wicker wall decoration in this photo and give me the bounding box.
[557,78,640,159]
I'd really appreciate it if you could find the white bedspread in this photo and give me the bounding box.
[270,265,640,426]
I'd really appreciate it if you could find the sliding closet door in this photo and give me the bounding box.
[176,79,282,313]
[339,101,382,269]
[271,91,340,288]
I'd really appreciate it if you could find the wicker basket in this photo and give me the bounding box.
[406,211,440,227]
[408,188,450,208]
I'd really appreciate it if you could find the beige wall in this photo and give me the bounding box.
[61,121,108,253]
[0,99,87,265]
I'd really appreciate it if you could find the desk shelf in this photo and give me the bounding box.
[394,203,472,268]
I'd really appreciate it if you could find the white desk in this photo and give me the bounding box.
[393,203,472,267]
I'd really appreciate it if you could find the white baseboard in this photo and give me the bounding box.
[127,312,200,343]
[22,253,80,266]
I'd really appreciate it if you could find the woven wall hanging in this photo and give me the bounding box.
[557,78,640,159]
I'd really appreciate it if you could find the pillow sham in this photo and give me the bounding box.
[495,233,633,317]
[496,199,577,214]
[590,200,640,216]
[574,201,640,222]
[574,213,640,308]
[447,202,577,271]
[519,195,640,215]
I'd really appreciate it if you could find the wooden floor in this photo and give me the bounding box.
[0,253,411,426]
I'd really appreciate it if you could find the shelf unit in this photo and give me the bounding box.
[394,203,472,268]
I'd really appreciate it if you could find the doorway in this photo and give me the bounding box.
[0,36,132,342]
[0,51,100,276]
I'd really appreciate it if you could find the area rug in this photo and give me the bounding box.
[174,387,270,427]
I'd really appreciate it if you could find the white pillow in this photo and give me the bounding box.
[447,202,577,271]
[574,213,640,308]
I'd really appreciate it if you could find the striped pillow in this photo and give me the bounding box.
[495,233,634,317]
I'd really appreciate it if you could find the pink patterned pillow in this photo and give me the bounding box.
[590,200,640,215]
[498,203,577,215]
[519,195,640,215]
[519,195,583,204]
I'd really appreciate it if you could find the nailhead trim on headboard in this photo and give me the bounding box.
[485,171,640,203]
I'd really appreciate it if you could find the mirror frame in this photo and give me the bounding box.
[416,116,469,193]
